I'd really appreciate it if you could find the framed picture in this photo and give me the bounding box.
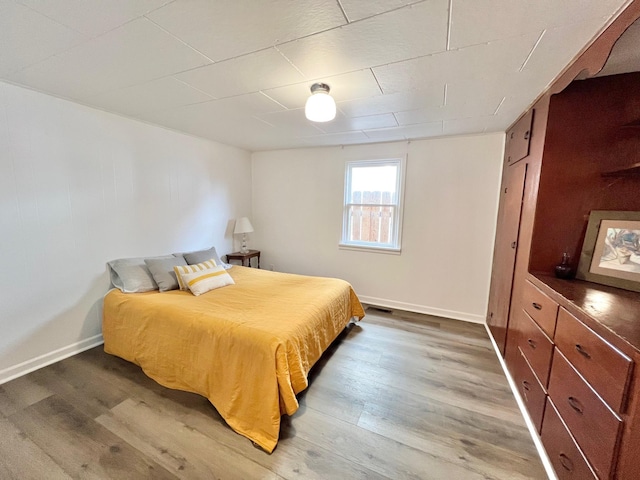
[576,210,640,292]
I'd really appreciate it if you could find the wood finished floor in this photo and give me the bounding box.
[0,308,547,480]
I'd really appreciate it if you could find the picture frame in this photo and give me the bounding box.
[576,210,640,293]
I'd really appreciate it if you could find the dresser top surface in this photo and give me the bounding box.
[530,274,640,356]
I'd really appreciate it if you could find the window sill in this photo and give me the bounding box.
[338,243,401,255]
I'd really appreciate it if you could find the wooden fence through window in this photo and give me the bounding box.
[349,191,393,244]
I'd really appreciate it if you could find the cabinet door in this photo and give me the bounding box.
[487,160,528,355]
[506,109,533,165]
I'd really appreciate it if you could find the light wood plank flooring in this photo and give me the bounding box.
[0,308,547,479]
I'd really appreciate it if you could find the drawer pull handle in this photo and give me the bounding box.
[567,396,584,414]
[532,302,542,310]
[559,453,574,471]
[522,380,531,392]
[527,338,536,349]
[575,344,591,359]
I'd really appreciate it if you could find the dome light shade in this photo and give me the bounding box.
[305,83,336,122]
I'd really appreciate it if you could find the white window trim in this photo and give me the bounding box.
[339,157,406,254]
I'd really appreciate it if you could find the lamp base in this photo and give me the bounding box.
[240,234,249,254]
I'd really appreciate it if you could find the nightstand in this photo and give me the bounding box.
[226,250,260,268]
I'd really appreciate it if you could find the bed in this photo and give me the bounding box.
[102,265,365,452]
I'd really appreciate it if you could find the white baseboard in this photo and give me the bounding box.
[0,334,104,385]
[359,295,486,324]
[484,324,557,480]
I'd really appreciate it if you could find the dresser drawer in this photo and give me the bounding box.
[548,350,622,479]
[512,347,547,433]
[555,307,633,413]
[541,397,597,480]
[522,281,558,337]
[516,310,554,387]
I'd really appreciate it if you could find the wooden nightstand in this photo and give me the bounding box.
[226,250,260,268]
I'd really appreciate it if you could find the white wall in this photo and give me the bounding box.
[0,82,252,382]
[252,135,504,323]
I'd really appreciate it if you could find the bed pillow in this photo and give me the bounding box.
[173,259,218,290]
[180,265,235,296]
[144,255,187,292]
[180,246,232,270]
[107,256,172,293]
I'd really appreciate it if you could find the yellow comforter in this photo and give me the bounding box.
[102,266,364,452]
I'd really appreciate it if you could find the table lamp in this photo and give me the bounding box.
[234,217,254,253]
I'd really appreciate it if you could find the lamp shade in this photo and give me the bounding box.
[234,217,254,234]
[305,83,336,122]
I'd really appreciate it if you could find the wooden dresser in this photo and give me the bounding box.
[508,275,640,479]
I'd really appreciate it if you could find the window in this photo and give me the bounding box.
[340,158,405,252]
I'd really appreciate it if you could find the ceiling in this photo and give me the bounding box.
[0,0,633,151]
[596,16,640,77]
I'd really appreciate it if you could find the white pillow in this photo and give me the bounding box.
[180,265,235,296]
[173,259,217,290]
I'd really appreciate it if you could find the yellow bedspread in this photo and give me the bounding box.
[102,266,364,452]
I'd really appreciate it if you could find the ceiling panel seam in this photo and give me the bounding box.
[274,47,307,78]
[143,16,215,64]
[336,0,351,23]
[519,30,546,72]
[369,69,384,94]
[15,0,88,37]
[446,0,454,50]
[171,77,218,100]
[258,92,288,110]
[256,0,431,55]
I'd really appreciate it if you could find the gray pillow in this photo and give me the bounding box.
[145,255,187,292]
[108,256,172,293]
[180,246,231,269]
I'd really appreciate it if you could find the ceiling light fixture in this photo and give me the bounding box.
[305,83,336,122]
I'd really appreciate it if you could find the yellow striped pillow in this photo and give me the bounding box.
[174,258,217,290]
[180,265,235,296]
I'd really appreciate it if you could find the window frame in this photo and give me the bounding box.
[339,157,406,254]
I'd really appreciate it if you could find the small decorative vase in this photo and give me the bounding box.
[555,252,572,279]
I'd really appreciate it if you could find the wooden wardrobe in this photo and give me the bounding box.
[485,2,640,479]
